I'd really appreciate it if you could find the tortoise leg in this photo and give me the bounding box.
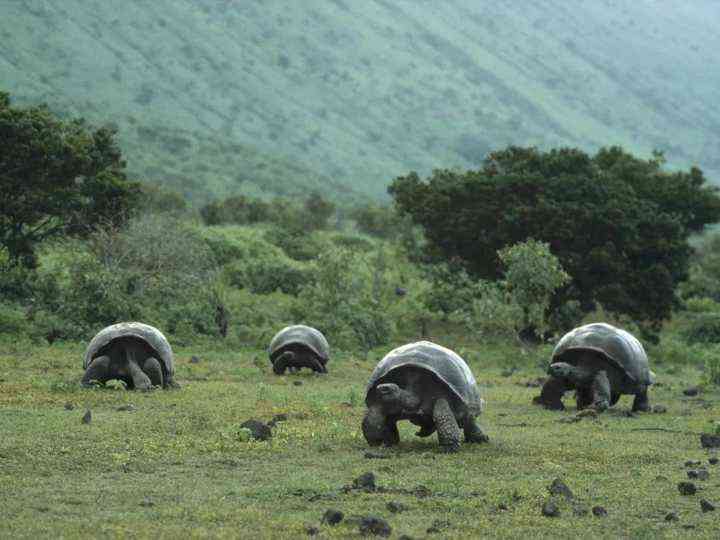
[127,358,153,391]
[632,387,651,412]
[610,392,621,406]
[384,418,400,447]
[305,354,327,374]
[591,370,611,412]
[534,375,569,410]
[463,416,489,444]
[142,356,164,388]
[362,405,387,447]
[575,386,594,410]
[272,351,294,375]
[288,366,299,374]
[433,398,461,453]
[81,355,112,387]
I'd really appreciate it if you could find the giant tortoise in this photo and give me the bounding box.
[363,341,487,453]
[81,322,178,390]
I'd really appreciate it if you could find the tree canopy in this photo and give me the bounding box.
[389,146,720,327]
[0,91,139,267]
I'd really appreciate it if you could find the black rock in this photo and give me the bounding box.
[305,525,319,536]
[81,410,92,424]
[64,402,74,411]
[592,506,608,517]
[652,405,667,414]
[683,386,699,397]
[677,481,697,495]
[364,451,390,460]
[190,355,201,364]
[239,419,272,441]
[353,472,377,492]
[359,516,391,537]
[321,509,344,525]
[386,501,407,513]
[293,380,303,387]
[548,478,574,500]
[497,503,509,511]
[685,460,702,467]
[665,511,679,522]
[542,499,561,517]
[709,457,719,465]
[700,499,716,512]
[701,434,720,448]
[395,286,407,297]
[687,469,709,481]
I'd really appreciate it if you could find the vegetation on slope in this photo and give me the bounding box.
[2,0,719,201]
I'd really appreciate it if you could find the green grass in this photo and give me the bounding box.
[1,340,718,538]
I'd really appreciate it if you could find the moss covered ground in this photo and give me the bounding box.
[1,340,718,539]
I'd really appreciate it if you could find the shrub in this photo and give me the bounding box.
[228,255,315,296]
[293,246,394,350]
[683,313,720,344]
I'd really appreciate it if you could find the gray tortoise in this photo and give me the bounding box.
[534,322,655,412]
[82,322,178,390]
[363,341,488,453]
[268,325,329,375]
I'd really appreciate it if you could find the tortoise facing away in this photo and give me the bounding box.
[363,341,487,453]
[534,323,655,412]
[268,325,329,375]
[81,322,178,390]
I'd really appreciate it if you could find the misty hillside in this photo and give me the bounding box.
[2,0,719,203]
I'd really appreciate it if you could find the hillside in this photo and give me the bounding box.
[2,0,719,202]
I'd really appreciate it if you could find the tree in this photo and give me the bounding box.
[389,146,720,327]
[0,91,139,267]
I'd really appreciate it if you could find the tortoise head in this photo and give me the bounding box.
[548,362,578,380]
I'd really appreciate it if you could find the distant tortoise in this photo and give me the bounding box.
[81,322,178,390]
[268,325,329,375]
[363,341,487,453]
[534,323,655,412]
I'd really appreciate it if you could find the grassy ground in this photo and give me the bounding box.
[1,339,718,539]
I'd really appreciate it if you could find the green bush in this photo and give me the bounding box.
[31,214,223,341]
[227,255,315,296]
[0,302,30,337]
[292,246,395,350]
[683,313,720,344]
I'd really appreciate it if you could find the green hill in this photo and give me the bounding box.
[2,0,719,202]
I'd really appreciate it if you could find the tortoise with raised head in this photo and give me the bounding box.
[268,325,329,375]
[81,322,178,390]
[362,341,487,453]
[534,323,655,412]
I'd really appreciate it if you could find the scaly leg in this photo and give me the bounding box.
[463,416,489,444]
[142,356,164,387]
[591,370,611,412]
[575,387,594,410]
[272,351,294,375]
[127,358,152,391]
[433,398,461,453]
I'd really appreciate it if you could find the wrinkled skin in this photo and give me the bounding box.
[362,368,488,453]
[271,344,327,375]
[82,337,169,390]
[535,352,650,412]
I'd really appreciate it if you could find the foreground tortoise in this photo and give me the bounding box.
[268,325,329,375]
[82,322,178,390]
[363,341,487,453]
[534,322,655,412]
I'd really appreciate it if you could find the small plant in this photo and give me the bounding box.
[702,354,720,387]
